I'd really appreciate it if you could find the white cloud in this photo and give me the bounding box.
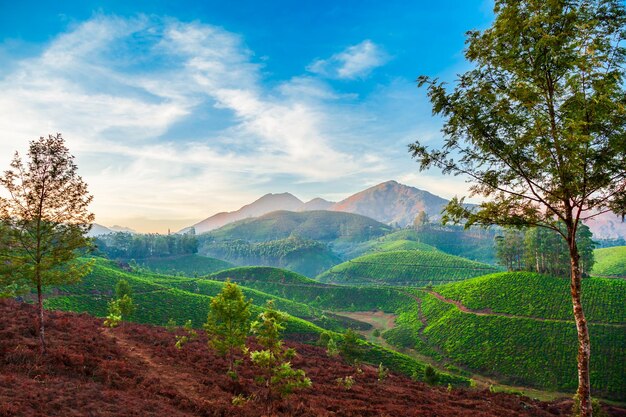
[307,40,389,79]
[0,16,397,232]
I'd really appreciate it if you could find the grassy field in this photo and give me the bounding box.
[592,246,626,278]
[316,250,499,286]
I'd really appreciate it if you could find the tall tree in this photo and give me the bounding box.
[0,134,94,354]
[409,1,626,415]
[204,279,252,373]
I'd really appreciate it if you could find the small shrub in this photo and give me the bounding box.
[377,363,389,382]
[424,365,440,386]
[336,376,355,390]
[175,320,198,349]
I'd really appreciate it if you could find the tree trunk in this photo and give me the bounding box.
[569,237,592,417]
[37,280,46,355]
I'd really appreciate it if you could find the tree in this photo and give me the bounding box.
[204,279,252,373]
[494,228,525,270]
[413,210,430,229]
[249,300,311,415]
[409,2,626,415]
[0,134,94,354]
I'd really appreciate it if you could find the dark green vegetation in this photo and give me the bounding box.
[200,236,340,277]
[42,258,467,386]
[209,266,411,312]
[380,273,625,401]
[0,134,94,354]
[317,250,499,286]
[134,254,233,276]
[94,232,199,259]
[203,210,391,244]
[495,225,595,276]
[592,246,626,278]
[347,227,498,264]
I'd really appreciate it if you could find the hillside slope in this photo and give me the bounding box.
[205,210,391,243]
[2,300,610,417]
[382,273,626,400]
[592,246,626,278]
[317,250,499,286]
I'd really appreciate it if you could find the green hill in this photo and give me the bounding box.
[380,273,625,400]
[435,272,626,323]
[200,236,341,277]
[208,266,412,312]
[43,258,468,386]
[592,246,626,278]
[135,254,233,276]
[317,250,499,286]
[204,210,392,244]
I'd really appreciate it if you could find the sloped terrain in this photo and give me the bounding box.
[592,246,626,278]
[317,250,499,286]
[3,300,619,417]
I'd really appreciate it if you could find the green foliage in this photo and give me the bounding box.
[250,301,312,413]
[339,328,367,363]
[377,363,389,382]
[205,210,391,244]
[104,298,122,328]
[423,365,440,386]
[592,246,626,278]
[210,266,411,313]
[335,375,355,390]
[436,272,626,323]
[175,320,198,349]
[114,280,136,319]
[94,232,199,259]
[326,337,339,358]
[204,280,251,371]
[317,250,498,286]
[201,236,340,277]
[0,134,94,353]
[134,254,233,277]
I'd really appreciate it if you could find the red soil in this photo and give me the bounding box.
[1,300,624,417]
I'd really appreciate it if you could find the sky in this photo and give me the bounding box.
[0,0,494,233]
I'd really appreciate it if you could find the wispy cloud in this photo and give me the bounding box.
[307,40,389,79]
[0,16,404,231]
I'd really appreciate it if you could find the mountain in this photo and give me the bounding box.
[302,197,334,211]
[190,192,306,234]
[109,225,137,233]
[205,210,391,243]
[331,180,449,227]
[87,223,113,237]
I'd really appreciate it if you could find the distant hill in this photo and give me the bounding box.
[330,180,449,227]
[317,250,498,286]
[200,236,341,277]
[206,210,391,243]
[188,193,336,234]
[87,223,113,237]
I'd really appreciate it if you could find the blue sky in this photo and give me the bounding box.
[0,0,493,232]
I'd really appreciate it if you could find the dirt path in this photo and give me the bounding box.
[101,327,209,405]
[423,290,626,328]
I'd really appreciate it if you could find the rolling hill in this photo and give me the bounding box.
[381,273,626,400]
[135,254,233,276]
[204,210,391,244]
[200,236,341,277]
[316,250,499,286]
[592,246,626,278]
